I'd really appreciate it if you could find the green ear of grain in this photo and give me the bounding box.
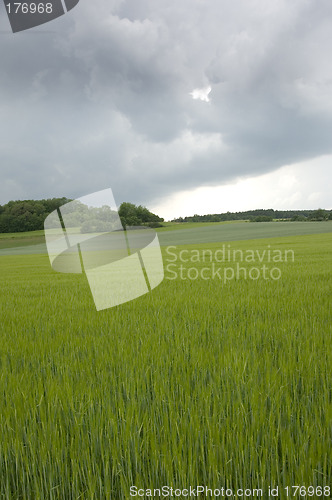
[0,233,331,498]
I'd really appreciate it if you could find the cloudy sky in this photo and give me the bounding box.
[0,0,331,220]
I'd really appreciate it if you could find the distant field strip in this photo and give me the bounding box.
[0,221,331,255]
[158,221,332,245]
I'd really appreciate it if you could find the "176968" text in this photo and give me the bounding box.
[6,3,53,14]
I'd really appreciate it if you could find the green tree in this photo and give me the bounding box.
[0,198,70,233]
[119,202,163,228]
[310,208,328,221]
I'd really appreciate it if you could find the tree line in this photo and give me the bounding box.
[172,208,332,223]
[0,199,164,233]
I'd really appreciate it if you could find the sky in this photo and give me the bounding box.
[0,0,331,220]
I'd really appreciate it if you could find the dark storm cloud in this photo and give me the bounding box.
[1,0,332,209]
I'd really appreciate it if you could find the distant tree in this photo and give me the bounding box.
[171,208,323,224]
[0,198,71,233]
[250,215,273,222]
[119,202,164,228]
[310,208,328,221]
[0,198,164,234]
[118,202,141,227]
[291,214,307,222]
[0,213,12,233]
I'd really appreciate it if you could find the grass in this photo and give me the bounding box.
[158,220,248,230]
[0,221,331,252]
[0,230,45,250]
[0,231,331,499]
[157,221,332,246]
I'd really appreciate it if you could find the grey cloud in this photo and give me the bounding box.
[0,0,332,210]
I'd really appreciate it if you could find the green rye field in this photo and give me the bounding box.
[0,223,331,499]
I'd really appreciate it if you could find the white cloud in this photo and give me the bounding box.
[190,86,212,102]
[152,155,332,220]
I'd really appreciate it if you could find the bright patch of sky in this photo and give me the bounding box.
[190,86,212,102]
